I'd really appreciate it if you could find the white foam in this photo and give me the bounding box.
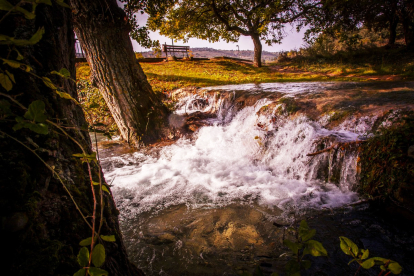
[103,99,359,217]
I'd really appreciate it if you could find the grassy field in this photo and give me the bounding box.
[77,53,414,95]
[76,53,414,132]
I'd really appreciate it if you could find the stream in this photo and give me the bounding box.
[96,81,414,275]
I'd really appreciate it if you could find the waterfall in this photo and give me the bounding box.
[102,84,369,218]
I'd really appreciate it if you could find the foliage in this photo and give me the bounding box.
[0,1,117,275]
[282,220,327,276]
[119,0,174,49]
[146,0,322,67]
[305,0,414,47]
[339,236,402,275]
[358,112,414,202]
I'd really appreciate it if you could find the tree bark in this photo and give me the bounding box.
[251,34,263,67]
[402,17,414,48]
[388,16,399,46]
[70,0,170,148]
[0,2,142,275]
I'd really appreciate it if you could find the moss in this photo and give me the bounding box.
[359,112,414,207]
[278,97,300,115]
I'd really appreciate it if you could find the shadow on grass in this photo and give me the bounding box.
[333,89,414,110]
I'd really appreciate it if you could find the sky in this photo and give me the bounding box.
[131,13,307,53]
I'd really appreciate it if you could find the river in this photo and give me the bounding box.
[96,81,414,276]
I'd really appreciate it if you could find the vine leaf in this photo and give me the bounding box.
[0,72,12,91]
[361,258,375,269]
[303,240,327,257]
[52,68,71,78]
[73,268,86,276]
[24,100,47,123]
[5,70,15,83]
[56,91,79,104]
[339,236,359,256]
[55,0,71,8]
[92,244,105,268]
[88,267,108,276]
[2,58,32,71]
[0,100,12,117]
[13,117,49,134]
[42,77,57,90]
[77,247,89,267]
[360,249,369,260]
[0,0,14,11]
[79,237,93,246]
[100,235,116,242]
[102,185,110,194]
[283,239,302,256]
[73,152,97,163]
[388,262,402,274]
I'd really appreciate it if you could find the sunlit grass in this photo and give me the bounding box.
[77,56,413,96]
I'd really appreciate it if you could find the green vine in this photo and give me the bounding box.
[0,1,114,275]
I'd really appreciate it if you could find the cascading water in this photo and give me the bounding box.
[101,83,368,220]
[96,81,414,276]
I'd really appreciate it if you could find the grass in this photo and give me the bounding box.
[77,50,414,96]
[277,46,414,81]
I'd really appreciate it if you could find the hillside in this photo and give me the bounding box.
[139,47,279,61]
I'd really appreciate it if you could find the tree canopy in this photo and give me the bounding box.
[306,0,414,47]
[144,0,321,67]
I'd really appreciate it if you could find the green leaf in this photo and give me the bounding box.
[15,6,36,19]
[77,247,89,267]
[283,239,302,255]
[79,237,92,246]
[42,77,57,90]
[270,273,279,276]
[56,91,79,104]
[87,267,108,276]
[388,262,402,274]
[285,260,301,276]
[5,70,15,83]
[339,236,359,257]
[360,249,369,260]
[298,220,315,241]
[301,228,316,242]
[55,0,71,8]
[28,27,45,44]
[0,100,12,116]
[73,152,97,163]
[14,48,24,60]
[92,244,105,268]
[0,0,14,11]
[303,240,327,257]
[0,73,12,91]
[361,258,375,269]
[25,100,47,123]
[51,68,71,79]
[100,235,116,242]
[2,58,30,70]
[102,185,110,194]
[28,122,48,134]
[73,268,86,276]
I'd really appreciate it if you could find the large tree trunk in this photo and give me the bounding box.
[251,34,263,67]
[0,2,142,275]
[70,0,170,148]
